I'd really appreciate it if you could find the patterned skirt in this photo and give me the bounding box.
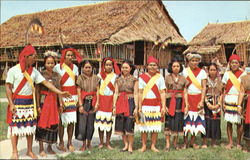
[224,94,241,124]
[61,94,78,126]
[8,95,37,138]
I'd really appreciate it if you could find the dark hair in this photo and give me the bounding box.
[43,55,56,69]
[78,60,93,74]
[207,63,218,71]
[167,59,183,73]
[121,60,135,75]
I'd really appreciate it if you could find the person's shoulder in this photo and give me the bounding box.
[8,65,19,72]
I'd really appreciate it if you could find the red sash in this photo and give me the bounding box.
[140,73,161,107]
[38,91,59,128]
[225,70,243,94]
[188,94,201,112]
[81,91,97,107]
[115,92,132,116]
[100,74,115,92]
[167,90,185,116]
[62,86,77,95]
[60,63,74,85]
[245,91,250,124]
[6,67,33,124]
[98,95,113,112]
[186,68,201,89]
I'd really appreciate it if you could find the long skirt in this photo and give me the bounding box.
[115,98,135,135]
[165,97,184,135]
[8,95,37,138]
[75,99,95,141]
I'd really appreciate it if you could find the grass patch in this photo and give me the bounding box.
[0,85,6,98]
[62,120,250,160]
[0,102,8,140]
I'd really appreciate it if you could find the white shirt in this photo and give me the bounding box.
[97,73,117,96]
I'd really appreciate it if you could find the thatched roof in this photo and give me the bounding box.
[0,0,186,48]
[189,21,250,45]
[184,45,221,54]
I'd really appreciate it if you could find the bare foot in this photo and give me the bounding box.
[201,144,207,149]
[87,144,92,151]
[47,146,56,155]
[190,144,199,149]
[39,151,47,157]
[212,144,218,148]
[138,146,147,152]
[121,145,128,152]
[26,151,38,159]
[67,144,75,152]
[181,144,187,149]
[79,146,86,151]
[151,146,159,152]
[236,144,242,149]
[106,144,113,150]
[225,143,233,149]
[57,144,66,152]
[10,152,18,160]
[98,144,104,149]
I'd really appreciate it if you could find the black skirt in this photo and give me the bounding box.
[115,98,135,135]
[75,99,96,141]
[243,123,250,141]
[165,98,184,134]
[35,124,58,144]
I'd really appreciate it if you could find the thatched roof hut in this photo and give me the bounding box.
[184,21,250,64]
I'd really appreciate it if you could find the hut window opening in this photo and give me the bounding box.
[134,41,144,65]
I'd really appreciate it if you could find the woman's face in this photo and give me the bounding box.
[189,58,200,69]
[208,65,217,78]
[104,60,113,73]
[172,62,180,74]
[121,62,131,76]
[230,60,240,72]
[82,62,92,76]
[45,57,55,72]
[147,62,158,74]
[65,51,74,63]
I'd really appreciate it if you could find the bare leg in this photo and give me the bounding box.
[26,135,38,159]
[182,135,188,149]
[139,133,147,152]
[211,139,217,147]
[236,124,243,149]
[202,137,207,148]
[226,122,233,149]
[79,141,86,151]
[98,128,104,149]
[190,135,199,149]
[57,120,66,151]
[10,135,19,159]
[39,141,47,157]
[87,140,92,150]
[47,144,56,154]
[121,135,128,151]
[128,135,134,153]
[173,135,179,149]
[151,132,159,152]
[67,123,75,152]
[106,130,113,150]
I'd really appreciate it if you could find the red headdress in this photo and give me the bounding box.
[147,56,158,64]
[100,57,121,79]
[229,54,240,62]
[60,48,82,68]
[19,45,36,72]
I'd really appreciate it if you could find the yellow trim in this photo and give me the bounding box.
[62,63,75,82]
[99,72,115,95]
[142,73,161,101]
[225,105,238,111]
[227,71,241,92]
[187,67,202,90]
[15,104,34,108]
[12,117,35,122]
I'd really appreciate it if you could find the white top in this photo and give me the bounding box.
[222,71,246,95]
[6,64,45,95]
[97,73,117,96]
[53,63,79,86]
[183,68,207,94]
[139,73,166,99]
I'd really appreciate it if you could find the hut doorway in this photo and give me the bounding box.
[134,41,144,65]
[224,44,235,61]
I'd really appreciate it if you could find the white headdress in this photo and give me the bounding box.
[43,50,58,58]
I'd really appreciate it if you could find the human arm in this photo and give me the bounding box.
[5,83,15,114]
[41,80,71,98]
[133,81,139,116]
[112,83,119,115]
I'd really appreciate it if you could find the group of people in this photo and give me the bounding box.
[5,44,250,159]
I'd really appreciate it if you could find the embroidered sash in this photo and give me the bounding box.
[228,71,241,92]
[99,72,115,95]
[187,67,202,90]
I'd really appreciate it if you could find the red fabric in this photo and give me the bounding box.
[60,63,74,85]
[98,95,113,112]
[115,92,132,116]
[229,54,240,62]
[38,91,59,128]
[245,91,250,124]
[100,57,120,80]
[186,67,201,88]
[81,91,97,107]
[62,86,77,95]
[225,70,243,94]
[6,67,33,124]
[187,94,201,112]
[19,45,36,72]
[147,56,158,64]
[60,48,82,68]
[142,98,161,106]
[167,90,185,116]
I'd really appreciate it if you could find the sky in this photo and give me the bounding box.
[1,1,250,42]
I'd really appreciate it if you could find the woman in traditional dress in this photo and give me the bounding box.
[222,54,246,149]
[202,63,223,148]
[138,56,166,152]
[35,51,61,156]
[75,60,100,151]
[95,57,120,149]
[113,60,138,153]
[182,53,207,149]
[238,66,250,152]
[164,59,188,151]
